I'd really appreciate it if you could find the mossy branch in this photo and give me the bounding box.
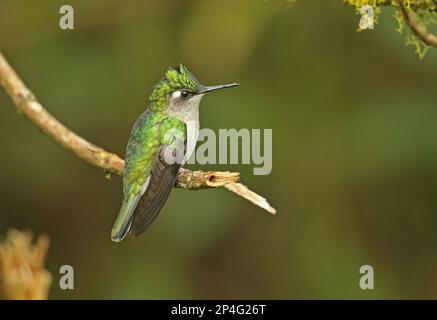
[398,0,437,47]
[345,0,437,53]
[345,0,437,12]
[0,52,276,215]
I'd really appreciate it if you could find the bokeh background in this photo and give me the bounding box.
[1,0,437,299]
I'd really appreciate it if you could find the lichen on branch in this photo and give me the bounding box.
[345,0,436,11]
[344,0,437,57]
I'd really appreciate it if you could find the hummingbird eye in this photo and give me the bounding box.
[180,90,191,99]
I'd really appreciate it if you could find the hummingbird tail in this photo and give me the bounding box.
[111,195,139,242]
[111,217,132,243]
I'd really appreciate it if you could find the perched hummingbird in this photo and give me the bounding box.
[111,65,238,242]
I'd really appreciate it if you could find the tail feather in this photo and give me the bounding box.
[111,195,139,242]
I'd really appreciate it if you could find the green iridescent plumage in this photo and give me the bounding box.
[123,112,184,196]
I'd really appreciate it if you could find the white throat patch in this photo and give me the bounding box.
[167,93,204,162]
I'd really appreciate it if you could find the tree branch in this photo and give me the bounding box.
[398,0,437,47]
[0,52,276,215]
[349,0,437,12]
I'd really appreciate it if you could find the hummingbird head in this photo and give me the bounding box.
[149,64,238,114]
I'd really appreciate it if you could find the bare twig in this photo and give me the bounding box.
[398,0,437,47]
[225,183,277,215]
[0,52,276,214]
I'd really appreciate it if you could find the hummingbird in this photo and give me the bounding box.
[111,65,238,242]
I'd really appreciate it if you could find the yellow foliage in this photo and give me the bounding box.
[0,229,52,300]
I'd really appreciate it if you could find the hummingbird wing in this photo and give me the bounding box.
[111,110,164,242]
[129,144,182,237]
[111,112,186,242]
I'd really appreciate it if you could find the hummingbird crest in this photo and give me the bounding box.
[149,64,202,111]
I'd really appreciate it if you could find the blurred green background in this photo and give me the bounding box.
[1,0,437,299]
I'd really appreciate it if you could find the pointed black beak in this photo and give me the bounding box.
[198,83,239,94]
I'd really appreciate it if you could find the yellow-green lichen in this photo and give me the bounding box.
[345,0,437,58]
